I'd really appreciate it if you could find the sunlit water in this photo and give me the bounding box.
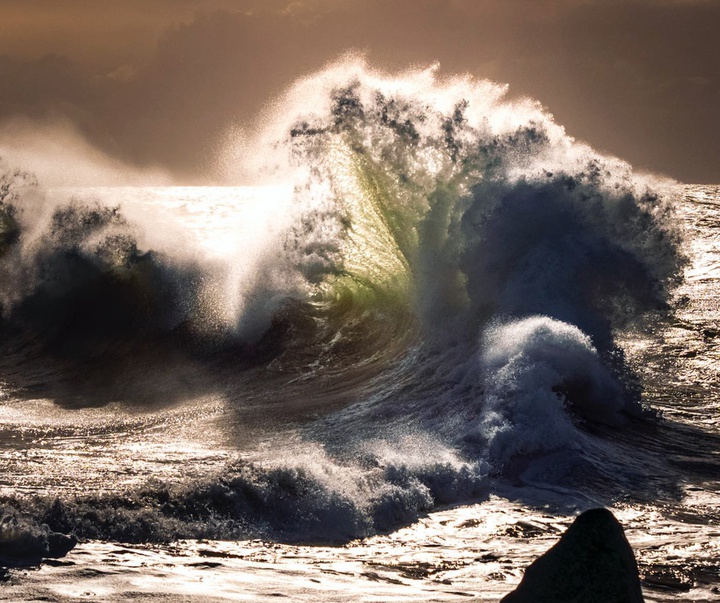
[0,184,718,602]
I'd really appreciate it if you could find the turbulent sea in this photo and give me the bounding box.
[0,63,718,601]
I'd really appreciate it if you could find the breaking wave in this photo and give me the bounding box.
[0,59,687,544]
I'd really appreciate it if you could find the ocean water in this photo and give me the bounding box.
[0,62,718,601]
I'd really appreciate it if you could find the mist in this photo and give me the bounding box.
[0,0,717,184]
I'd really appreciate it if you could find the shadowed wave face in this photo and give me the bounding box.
[0,60,689,544]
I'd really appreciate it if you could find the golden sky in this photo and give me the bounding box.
[0,0,717,183]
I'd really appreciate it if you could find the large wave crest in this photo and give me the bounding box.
[0,58,688,543]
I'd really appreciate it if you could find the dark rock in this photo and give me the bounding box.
[501,508,644,603]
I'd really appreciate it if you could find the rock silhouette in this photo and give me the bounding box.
[501,508,644,603]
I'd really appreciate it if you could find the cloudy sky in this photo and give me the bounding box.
[0,0,717,183]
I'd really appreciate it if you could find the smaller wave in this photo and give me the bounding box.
[478,316,642,464]
[0,515,76,566]
[0,439,485,544]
